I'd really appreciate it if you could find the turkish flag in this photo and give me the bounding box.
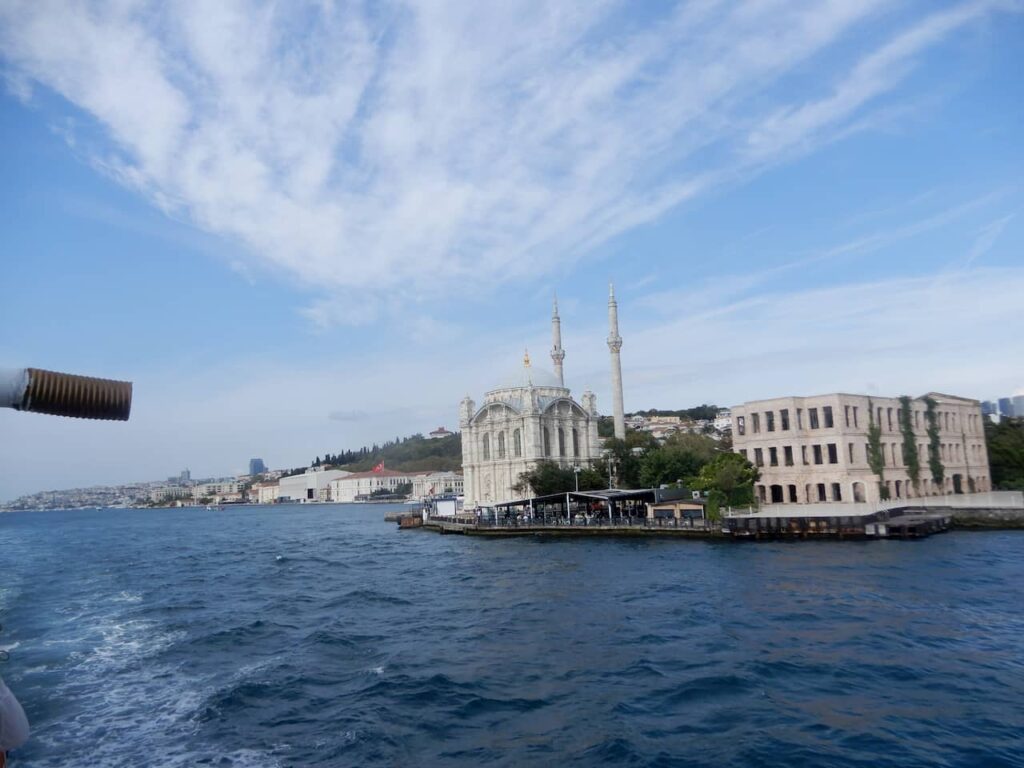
[372,462,384,473]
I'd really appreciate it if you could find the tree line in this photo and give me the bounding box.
[514,430,758,519]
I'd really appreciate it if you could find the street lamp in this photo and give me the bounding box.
[572,464,581,492]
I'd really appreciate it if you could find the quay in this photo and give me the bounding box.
[397,490,1024,541]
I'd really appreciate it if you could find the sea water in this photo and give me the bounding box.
[1,504,1022,767]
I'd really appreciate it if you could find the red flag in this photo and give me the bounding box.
[372,462,384,473]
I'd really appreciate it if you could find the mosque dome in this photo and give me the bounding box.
[488,350,565,392]
[490,364,563,391]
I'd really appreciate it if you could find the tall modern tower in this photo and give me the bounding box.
[550,294,565,387]
[607,283,626,439]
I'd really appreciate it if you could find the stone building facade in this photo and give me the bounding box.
[731,392,990,505]
[460,359,601,507]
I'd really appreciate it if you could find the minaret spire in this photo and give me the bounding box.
[607,282,625,439]
[550,293,565,387]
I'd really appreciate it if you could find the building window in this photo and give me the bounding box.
[497,432,506,459]
[543,428,551,456]
[572,428,579,457]
[784,446,794,466]
[844,405,850,428]
[766,411,775,432]
[831,483,842,502]
[558,427,566,457]
[887,408,893,431]
[817,483,827,502]
[754,448,764,467]
[853,406,859,428]
[736,416,745,436]
[813,445,823,465]
[823,406,834,428]
[483,433,491,461]
[848,443,855,464]
[802,446,809,465]
[739,449,748,461]
[769,447,778,466]
[827,443,838,464]
[513,429,522,457]
[780,409,790,430]
[796,409,803,429]
[788,485,798,502]
[809,408,820,429]
[752,413,760,433]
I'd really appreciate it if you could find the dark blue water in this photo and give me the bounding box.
[1,505,1022,767]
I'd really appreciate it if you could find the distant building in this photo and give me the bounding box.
[251,481,279,505]
[732,392,990,505]
[1014,395,1024,419]
[714,409,732,432]
[278,468,351,503]
[428,427,454,439]
[249,458,267,476]
[998,397,1014,418]
[410,471,464,499]
[330,469,414,502]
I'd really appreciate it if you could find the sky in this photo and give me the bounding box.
[1,0,1022,500]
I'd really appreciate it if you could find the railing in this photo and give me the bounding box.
[723,491,1023,519]
[440,514,713,531]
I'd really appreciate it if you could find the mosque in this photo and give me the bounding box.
[459,286,627,507]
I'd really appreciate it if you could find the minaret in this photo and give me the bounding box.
[607,283,625,439]
[550,294,565,387]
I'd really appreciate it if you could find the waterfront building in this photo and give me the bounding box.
[329,469,413,502]
[249,458,267,475]
[251,481,279,504]
[731,392,990,505]
[278,467,350,503]
[410,470,463,499]
[193,480,242,501]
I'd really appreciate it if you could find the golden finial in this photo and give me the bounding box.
[523,348,531,367]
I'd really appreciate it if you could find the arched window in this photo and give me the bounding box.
[558,427,566,457]
[572,428,579,457]
[543,427,551,456]
[482,433,490,461]
[513,429,522,457]
[497,432,506,459]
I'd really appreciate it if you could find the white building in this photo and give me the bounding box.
[251,481,280,505]
[278,467,351,502]
[713,409,732,432]
[193,480,241,501]
[410,471,463,499]
[460,293,618,507]
[330,469,413,502]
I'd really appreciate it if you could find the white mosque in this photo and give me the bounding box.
[459,286,627,507]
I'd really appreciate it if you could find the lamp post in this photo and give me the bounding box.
[573,464,581,492]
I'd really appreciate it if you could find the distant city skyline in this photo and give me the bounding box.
[2,2,1023,500]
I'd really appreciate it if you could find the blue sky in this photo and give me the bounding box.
[1,0,1022,500]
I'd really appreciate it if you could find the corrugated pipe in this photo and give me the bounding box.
[0,367,132,421]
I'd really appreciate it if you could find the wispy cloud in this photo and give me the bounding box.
[3,1,1015,323]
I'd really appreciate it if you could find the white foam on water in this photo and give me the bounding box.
[112,591,142,604]
[21,608,283,768]
[370,665,385,676]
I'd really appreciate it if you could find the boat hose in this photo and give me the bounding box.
[0,367,132,421]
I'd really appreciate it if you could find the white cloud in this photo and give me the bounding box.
[3,1,1015,323]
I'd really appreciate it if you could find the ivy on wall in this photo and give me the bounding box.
[867,398,889,500]
[923,396,945,487]
[899,395,921,490]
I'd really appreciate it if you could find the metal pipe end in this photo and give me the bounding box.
[20,368,132,421]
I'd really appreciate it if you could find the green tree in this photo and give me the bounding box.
[638,433,718,488]
[986,417,1024,490]
[688,452,759,518]
[514,461,605,496]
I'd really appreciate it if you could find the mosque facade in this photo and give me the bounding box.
[460,289,625,507]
